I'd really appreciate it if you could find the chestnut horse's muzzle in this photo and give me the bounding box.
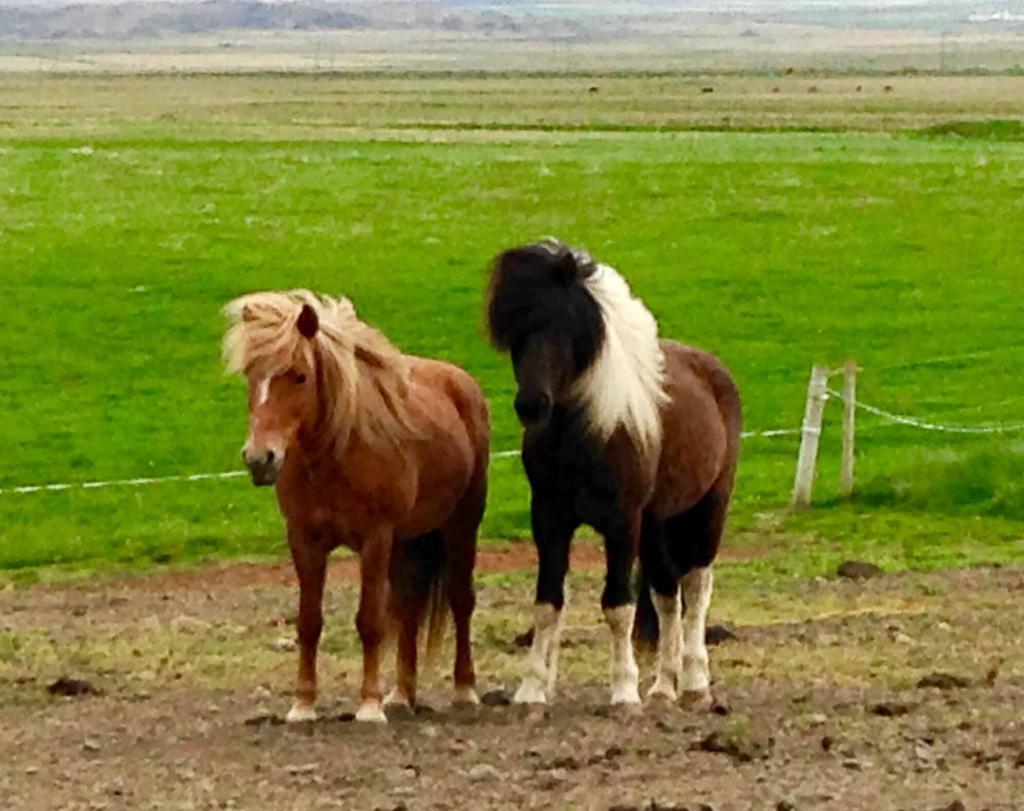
[243,447,283,487]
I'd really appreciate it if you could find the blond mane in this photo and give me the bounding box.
[223,290,424,455]
[573,261,668,455]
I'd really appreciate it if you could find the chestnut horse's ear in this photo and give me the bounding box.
[296,304,319,340]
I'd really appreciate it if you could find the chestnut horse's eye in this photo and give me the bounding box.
[295,372,307,385]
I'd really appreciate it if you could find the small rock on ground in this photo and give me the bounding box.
[872,702,913,717]
[690,730,773,763]
[467,763,501,782]
[244,713,284,727]
[917,673,970,690]
[837,560,882,579]
[481,689,512,707]
[47,676,99,697]
[705,625,738,646]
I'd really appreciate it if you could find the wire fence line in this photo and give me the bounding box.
[3,384,1020,497]
[1,427,805,498]
[824,387,1024,436]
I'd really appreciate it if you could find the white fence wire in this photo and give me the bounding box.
[824,387,1024,436]
[0,428,804,497]
[3,379,1020,498]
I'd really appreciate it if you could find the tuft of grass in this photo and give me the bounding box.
[857,443,1024,519]
[917,118,1024,141]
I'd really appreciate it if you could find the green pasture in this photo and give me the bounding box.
[1,75,1022,575]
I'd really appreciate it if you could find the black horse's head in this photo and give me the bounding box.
[486,240,606,431]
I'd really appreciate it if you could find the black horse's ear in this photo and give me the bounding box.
[550,246,578,285]
[296,304,319,339]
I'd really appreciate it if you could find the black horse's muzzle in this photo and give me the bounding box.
[514,392,552,428]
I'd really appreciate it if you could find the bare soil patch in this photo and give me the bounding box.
[1,558,1022,810]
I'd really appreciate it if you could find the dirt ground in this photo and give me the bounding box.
[1,548,1022,811]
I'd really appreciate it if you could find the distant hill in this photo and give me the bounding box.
[1,0,1021,41]
[0,1,535,39]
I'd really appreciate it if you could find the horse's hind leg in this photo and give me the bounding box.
[680,566,713,705]
[638,515,682,701]
[386,533,439,710]
[667,487,729,709]
[443,475,486,706]
[446,532,478,706]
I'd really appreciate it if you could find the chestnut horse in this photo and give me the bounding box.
[486,240,741,708]
[224,291,489,723]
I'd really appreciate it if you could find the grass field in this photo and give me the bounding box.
[1,73,1023,575]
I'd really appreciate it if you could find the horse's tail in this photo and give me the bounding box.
[422,536,449,668]
[633,566,660,650]
[392,530,449,668]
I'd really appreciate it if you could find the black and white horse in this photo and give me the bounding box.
[486,240,741,707]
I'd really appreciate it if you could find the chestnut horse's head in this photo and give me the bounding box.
[224,298,322,485]
[486,239,667,452]
[224,290,421,486]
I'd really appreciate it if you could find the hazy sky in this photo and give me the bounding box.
[0,0,980,7]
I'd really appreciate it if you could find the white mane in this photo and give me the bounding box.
[573,262,668,454]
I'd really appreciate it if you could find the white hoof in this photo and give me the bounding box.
[355,701,387,724]
[513,678,547,705]
[453,686,480,706]
[610,683,641,706]
[647,678,678,703]
[285,702,318,723]
[680,657,711,694]
[383,689,412,709]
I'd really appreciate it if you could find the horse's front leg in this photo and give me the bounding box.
[514,501,575,705]
[355,527,393,723]
[602,512,641,706]
[286,526,328,723]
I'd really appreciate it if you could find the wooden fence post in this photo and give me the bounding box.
[840,360,858,498]
[791,364,830,508]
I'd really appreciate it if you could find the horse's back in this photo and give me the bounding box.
[650,340,741,520]
[410,357,490,457]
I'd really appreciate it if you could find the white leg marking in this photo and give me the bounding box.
[285,701,318,723]
[514,603,561,705]
[355,700,387,723]
[647,589,682,701]
[680,567,713,694]
[604,605,641,705]
[545,607,565,699]
[383,688,411,709]
[453,685,480,706]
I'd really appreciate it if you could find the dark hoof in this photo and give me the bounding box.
[679,690,713,712]
[517,703,549,724]
[384,703,416,722]
[611,702,644,720]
